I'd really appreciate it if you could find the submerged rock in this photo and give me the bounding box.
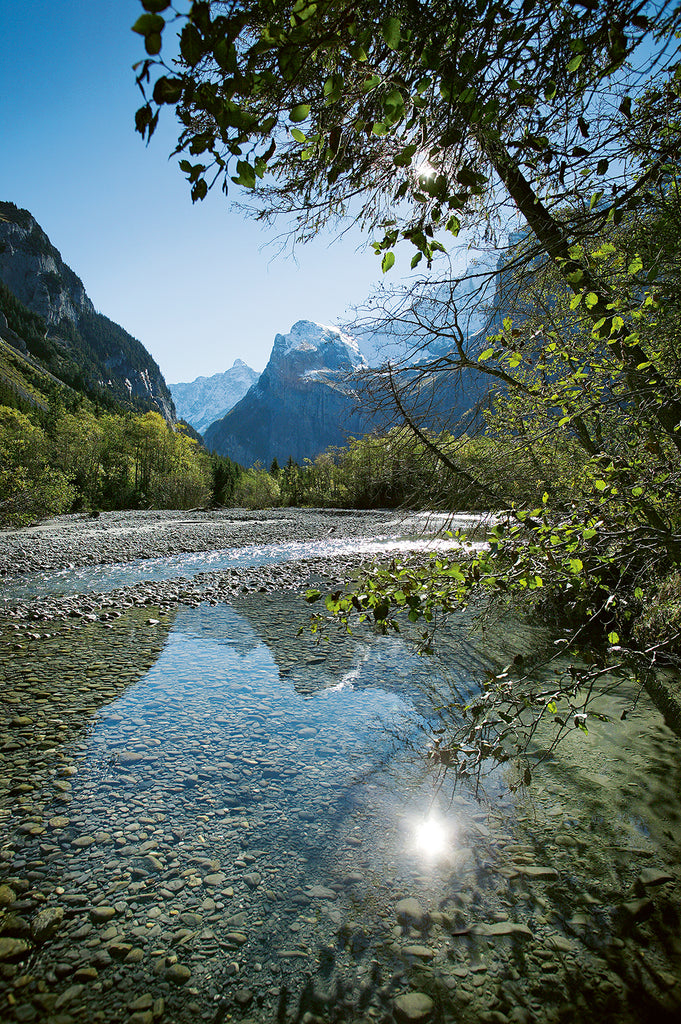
[393,991,434,1022]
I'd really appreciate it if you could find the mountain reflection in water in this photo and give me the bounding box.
[0,590,679,1024]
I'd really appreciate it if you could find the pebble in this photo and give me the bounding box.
[31,906,64,943]
[166,963,192,984]
[395,898,427,928]
[0,885,16,907]
[90,907,117,924]
[393,992,434,1022]
[0,937,29,961]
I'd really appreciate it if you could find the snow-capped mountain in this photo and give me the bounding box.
[171,359,259,435]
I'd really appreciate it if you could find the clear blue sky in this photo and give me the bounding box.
[0,1,390,383]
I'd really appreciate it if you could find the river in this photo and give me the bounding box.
[0,511,679,1024]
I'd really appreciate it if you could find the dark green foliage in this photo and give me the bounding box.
[210,453,242,505]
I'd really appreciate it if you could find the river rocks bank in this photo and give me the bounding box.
[0,508,426,577]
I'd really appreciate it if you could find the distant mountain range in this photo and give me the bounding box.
[0,201,175,419]
[171,359,259,434]
[0,200,491,470]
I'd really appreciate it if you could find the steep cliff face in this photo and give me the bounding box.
[204,321,370,465]
[171,359,260,435]
[0,201,175,419]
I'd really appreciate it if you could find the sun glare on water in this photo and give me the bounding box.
[412,815,451,859]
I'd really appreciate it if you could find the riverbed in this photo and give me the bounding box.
[0,509,679,1024]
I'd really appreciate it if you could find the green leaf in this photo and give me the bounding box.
[289,104,311,123]
[142,0,171,11]
[393,143,417,167]
[180,24,203,66]
[214,38,237,72]
[607,631,620,644]
[596,158,609,176]
[382,16,401,49]
[627,255,643,275]
[381,251,395,273]
[305,589,322,603]
[567,53,583,73]
[594,480,607,491]
[478,348,494,362]
[132,13,165,36]
[569,558,583,573]
[410,252,423,269]
[548,701,557,714]
[232,160,256,188]
[544,80,557,101]
[152,76,183,105]
[584,292,599,309]
[290,128,306,143]
[619,96,632,118]
[145,32,163,55]
[446,214,460,236]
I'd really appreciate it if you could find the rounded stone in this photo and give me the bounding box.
[31,906,64,943]
[395,898,427,928]
[166,963,191,985]
[393,992,434,1023]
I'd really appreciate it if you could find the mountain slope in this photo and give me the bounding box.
[204,321,371,465]
[171,359,259,434]
[0,201,175,419]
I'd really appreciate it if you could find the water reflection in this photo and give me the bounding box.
[411,815,454,860]
[0,593,679,1024]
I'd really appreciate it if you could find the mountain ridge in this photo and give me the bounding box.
[171,358,259,434]
[0,201,175,419]
[204,320,371,465]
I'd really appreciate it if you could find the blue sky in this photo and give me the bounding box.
[0,1,389,383]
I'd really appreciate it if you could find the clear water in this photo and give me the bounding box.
[1,512,487,602]
[0,573,680,1023]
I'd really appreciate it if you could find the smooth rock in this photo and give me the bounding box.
[402,945,435,960]
[306,885,337,900]
[0,885,16,907]
[90,907,116,924]
[393,992,434,1023]
[32,906,64,943]
[0,937,29,961]
[395,898,427,928]
[166,963,191,985]
[638,868,674,888]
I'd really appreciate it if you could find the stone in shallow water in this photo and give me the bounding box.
[306,885,337,900]
[0,937,29,961]
[90,906,116,924]
[393,992,434,1022]
[402,945,435,960]
[515,865,558,880]
[31,906,64,943]
[128,994,153,1011]
[638,868,674,888]
[0,885,16,907]
[166,963,192,984]
[395,898,427,928]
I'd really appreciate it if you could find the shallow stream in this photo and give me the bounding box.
[0,534,680,1024]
